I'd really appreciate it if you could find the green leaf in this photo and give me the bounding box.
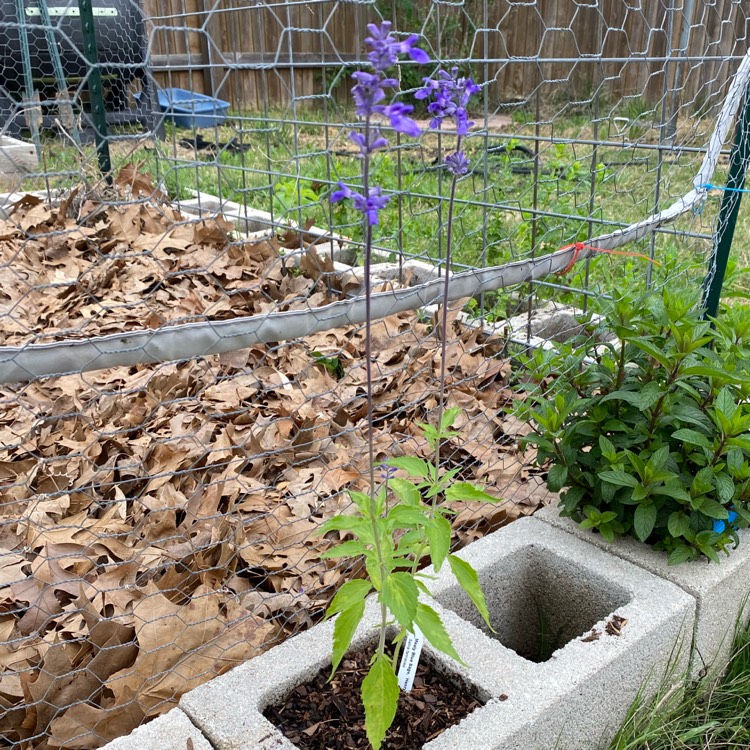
[671,428,711,449]
[320,539,368,559]
[388,456,432,480]
[448,554,493,631]
[388,478,422,506]
[414,603,466,666]
[633,503,657,542]
[598,470,639,488]
[330,601,365,676]
[667,512,691,539]
[386,505,429,530]
[444,482,499,503]
[381,572,418,631]
[547,464,568,493]
[440,407,462,432]
[326,579,372,617]
[318,514,364,534]
[668,544,696,565]
[716,387,739,421]
[427,515,452,572]
[699,498,729,520]
[599,435,617,462]
[362,654,399,750]
[715,473,736,504]
[349,490,372,513]
[601,385,660,411]
[629,338,673,368]
[652,483,691,502]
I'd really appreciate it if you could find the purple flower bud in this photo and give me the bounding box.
[445,150,470,175]
[349,129,389,156]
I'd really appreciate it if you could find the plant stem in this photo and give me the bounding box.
[433,134,463,475]
[362,115,389,657]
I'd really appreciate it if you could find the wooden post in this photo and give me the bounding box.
[199,0,223,98]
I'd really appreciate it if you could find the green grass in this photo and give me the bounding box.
[16,102,750,318]
[610,621,750,750]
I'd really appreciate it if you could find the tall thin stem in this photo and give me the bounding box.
[362,116,390,658]
[434,134,463,474]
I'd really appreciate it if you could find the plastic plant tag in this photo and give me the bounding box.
[397,624,425,692]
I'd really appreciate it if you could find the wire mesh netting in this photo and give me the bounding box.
[1,0,749,748]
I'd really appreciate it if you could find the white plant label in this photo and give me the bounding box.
[397,624,424,692]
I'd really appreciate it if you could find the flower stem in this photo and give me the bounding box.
[362,115,389,658]
[433,134,463,476]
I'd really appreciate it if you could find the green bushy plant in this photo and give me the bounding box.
[518,291,750,564]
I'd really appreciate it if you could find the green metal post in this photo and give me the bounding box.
[77,0,112,182]
[701,84,750,319]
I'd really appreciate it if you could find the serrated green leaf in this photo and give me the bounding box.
[381,572,418,631]
[414,603,466,666]
[326,579,372,618]
[448,554,493,631]
[698,544,722,564]
[715,473,736,503]
[349,490,371,512]
[388,456,433,480]
[388,478,422,506]
[362,654,399,750]
[634,503,657,542]
[330,601,365,677]
[667,512,691,539]
[699,498,729,520]
[629,338,673,368]
[599,435,617,461]
[601,386,661,411]
[652,483,691,502]
[599,470,639,488]
[671,428,711,449]
[427,515,452,572]
[444,482,499,503]
[547,464,568,493]
[716,387,739,421]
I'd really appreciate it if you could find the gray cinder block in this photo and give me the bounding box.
[536,504,750,678]
[100,708,212,750]
[179,517,694,750]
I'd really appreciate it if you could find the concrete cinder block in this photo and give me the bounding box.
[536,504,750,677]
[179,517,694,750]
[100,708,212,750]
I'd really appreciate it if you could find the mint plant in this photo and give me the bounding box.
[320,22,496,750]
[518,291,750,565]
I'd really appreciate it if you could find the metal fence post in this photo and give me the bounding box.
[77,0,112,182]
[701,83,750,319]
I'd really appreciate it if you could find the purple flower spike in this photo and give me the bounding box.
[349,130,389,156]
[417,67,481,135]
[445,150,470,176]
[364,21,430,72]
[331,183,391,225]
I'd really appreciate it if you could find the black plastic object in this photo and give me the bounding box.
[0,0,146,109]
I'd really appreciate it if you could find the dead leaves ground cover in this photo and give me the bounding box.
[0,176,544,749]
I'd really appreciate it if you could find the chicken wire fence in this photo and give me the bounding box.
[1,0,750,748]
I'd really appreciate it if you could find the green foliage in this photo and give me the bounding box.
[318,410,499,749]
[518,291,750,564]
[272,177,321,221]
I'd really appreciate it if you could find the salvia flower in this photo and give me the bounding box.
[415,66,481,136]
[330,183,390,226]
[364,21,430,73]
[445,150,470,176]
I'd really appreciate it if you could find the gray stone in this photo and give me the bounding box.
[180,517,694,750]
[100,708,212,750]
[536,504,750,677]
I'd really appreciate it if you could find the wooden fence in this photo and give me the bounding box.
[143,0,749,113]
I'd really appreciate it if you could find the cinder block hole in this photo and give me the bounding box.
[436,544,632,663]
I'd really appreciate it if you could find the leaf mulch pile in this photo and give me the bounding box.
[0,171,546,749]
[263,644,488,750]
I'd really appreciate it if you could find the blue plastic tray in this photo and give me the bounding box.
[157,88,230,129]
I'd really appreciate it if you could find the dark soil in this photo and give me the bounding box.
[263,645,488,749]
